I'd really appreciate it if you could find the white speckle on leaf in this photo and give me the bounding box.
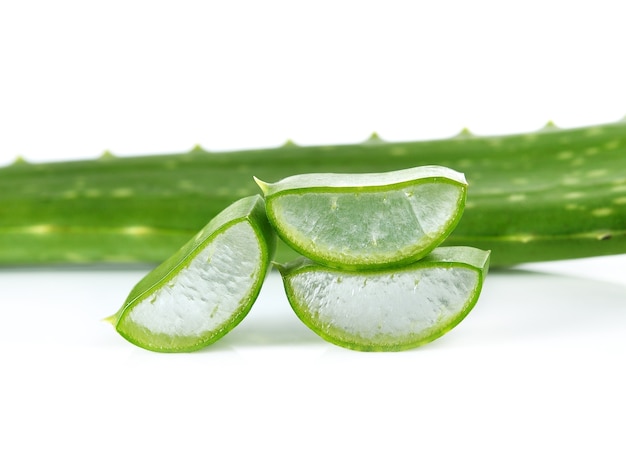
[25,224,55,235]
[587,169,608,178]
[561,177,581,186]
[390,147,407,156]
[111,188,134,198]
[592,208,613,217]
[121,226,156,236]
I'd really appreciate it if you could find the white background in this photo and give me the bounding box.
[1,1,626,464]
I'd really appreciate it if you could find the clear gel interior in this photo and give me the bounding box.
[290,266,477,340]
[128,221,261,337]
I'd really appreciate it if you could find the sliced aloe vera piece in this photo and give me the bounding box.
[106,195,276,352]
[256,166,467,270]
[277,246,490,351]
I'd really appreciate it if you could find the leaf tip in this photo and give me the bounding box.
[282,139,299,148]
[253,176,270,195]
[102,313,119,326]
[271,261,286,274]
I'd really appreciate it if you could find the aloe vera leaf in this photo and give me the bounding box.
[107,195,276,352]
[1,120,626,267]
[277,246,490,351]
[256,166,467,269]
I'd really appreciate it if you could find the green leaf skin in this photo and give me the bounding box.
[2,120,626,267]
[107,195,277,352]
[277,247,491,352]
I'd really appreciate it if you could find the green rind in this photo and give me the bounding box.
[260,169,467,270]
[278,246,490,352]
[257,165,467,193]
[110,195,277,353]
[3,120,626,267]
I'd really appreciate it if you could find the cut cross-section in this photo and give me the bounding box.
[106,195,276,352]
[277,247,490,351]
[256,166,467,270]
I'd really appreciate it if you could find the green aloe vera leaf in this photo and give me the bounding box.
[106,195,276,353]
[277,246,490,352]
[2,120,626,267]
[255,166,467,270]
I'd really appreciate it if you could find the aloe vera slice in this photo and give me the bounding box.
[277,246,490,351]
[106,195,276,352]
[256,166,467,270]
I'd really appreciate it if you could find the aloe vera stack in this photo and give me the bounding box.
[259,166,490,351]
[2,120,626,267]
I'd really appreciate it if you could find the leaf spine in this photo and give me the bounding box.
[541,120,559,131]
[454,127,474,138]
[364,132,385,144]
[99,150,116,161]
[12,155,30,166]
[189,144,208,154]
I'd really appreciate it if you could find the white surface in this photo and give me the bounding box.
[1,0,626,163]
[1,1,626,464]
[2,259,626,464]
